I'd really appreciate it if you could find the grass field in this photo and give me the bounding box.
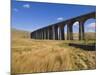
[11,29,96,74]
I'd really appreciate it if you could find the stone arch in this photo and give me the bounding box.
[84,18,96,40]
[72,21,79,40]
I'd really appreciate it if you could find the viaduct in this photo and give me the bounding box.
[31,12,96,40]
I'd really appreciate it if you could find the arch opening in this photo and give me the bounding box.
[84,18,96,41]
[64,24,67,40]
[57,27,60,40]
[73,21,79,40]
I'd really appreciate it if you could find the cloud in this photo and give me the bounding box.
[86,22,96,32]
[57,17,64,21]
[13,8,18,12]
[23,4,30,8]
[87,22,96,29]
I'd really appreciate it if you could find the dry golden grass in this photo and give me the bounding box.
[11,29,96,74]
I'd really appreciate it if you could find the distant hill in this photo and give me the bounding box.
[85,32,96,40]
[65,32,96,40]
[12,28,96,40]
[11,28,30,39]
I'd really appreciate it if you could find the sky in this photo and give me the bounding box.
[11,0,96,32]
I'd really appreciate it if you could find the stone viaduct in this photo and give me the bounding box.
[31,12,96,40]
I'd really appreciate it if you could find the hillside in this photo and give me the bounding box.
[11,29,96,74]
[11,28,30,39]
[65,32,96,40]
[11,28,96,40]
